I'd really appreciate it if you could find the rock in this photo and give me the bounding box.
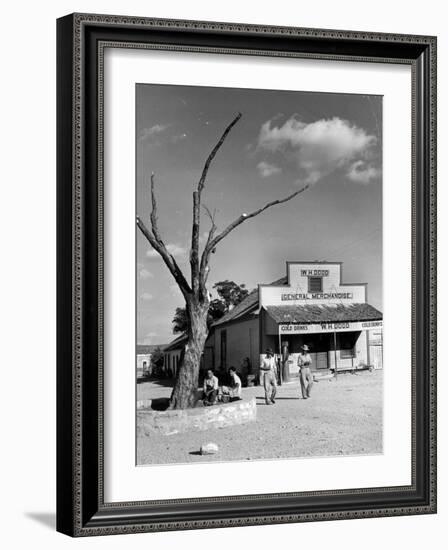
[200,442,219,455]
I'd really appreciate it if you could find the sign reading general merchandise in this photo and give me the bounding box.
[259,262,367,306]
[281,292,354,301]
[280,320,383,334]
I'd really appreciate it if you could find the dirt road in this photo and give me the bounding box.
[137,370,382,465]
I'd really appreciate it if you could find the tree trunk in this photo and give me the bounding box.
[169,300,209,409]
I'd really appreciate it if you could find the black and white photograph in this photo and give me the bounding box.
[135,84,383,465]
[0,0,442,545]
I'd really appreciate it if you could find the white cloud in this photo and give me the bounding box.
[146,243,187,260]
[138,125,188,146]
[138,268,153,280]
[138,124,169,142]
[140,292,153,301]
[257,161,282,178]
[346,160,381,184]
[257,116,378,184]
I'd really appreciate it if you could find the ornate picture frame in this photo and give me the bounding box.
[56,13,436,536]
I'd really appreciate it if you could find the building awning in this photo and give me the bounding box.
[264,303,382,335]
[265,303,382,324]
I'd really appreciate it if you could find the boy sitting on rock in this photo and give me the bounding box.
[220,367,242,403]
[202,369,219,406]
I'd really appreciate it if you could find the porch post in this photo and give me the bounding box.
[333,330,338,378]
[278,326,282,385]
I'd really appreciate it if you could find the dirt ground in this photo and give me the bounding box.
[137,370,383,465]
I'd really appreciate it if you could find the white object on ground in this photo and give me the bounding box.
[200,442,219,455]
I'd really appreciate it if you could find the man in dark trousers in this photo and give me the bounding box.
[298,344,313,399]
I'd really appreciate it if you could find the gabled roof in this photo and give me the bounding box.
[211,276,288,328]
[163,333,188,352]
[265,303,382,324]
[211,289,258,327]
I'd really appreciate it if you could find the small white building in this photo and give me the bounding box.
[136,345,158,378]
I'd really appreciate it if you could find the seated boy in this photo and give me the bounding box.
[202,369,219,405]
[228,366,242,401]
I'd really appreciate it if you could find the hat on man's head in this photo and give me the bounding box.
[301,344,310,351]
[265,348,274,355]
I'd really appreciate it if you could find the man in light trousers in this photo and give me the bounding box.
[259,348,278,405]
[298,344,313,399]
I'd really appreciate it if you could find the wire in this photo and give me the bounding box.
[322,226,381,260]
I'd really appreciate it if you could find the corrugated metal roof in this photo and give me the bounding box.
[265,303,382,324]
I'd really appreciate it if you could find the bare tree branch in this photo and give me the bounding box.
[200,184,310,270]
[135,111,313,410]
[197,112,242,196]
[199,205,217,296]
[202,204,217,236]
[137,217,192,298]
[137,172,192,297]
[191,113,242,295]
[149,173,163,243]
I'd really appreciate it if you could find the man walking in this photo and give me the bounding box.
[298,344,313,399]
[259,348,278,405]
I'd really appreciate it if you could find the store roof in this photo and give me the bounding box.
[211,276,288,327]
[211,289,259,327]
[163,333,188,352]
[265,303,382,324]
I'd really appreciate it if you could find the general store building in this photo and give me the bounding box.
[204,261,383,377]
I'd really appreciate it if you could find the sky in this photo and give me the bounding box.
[136,84,382,345]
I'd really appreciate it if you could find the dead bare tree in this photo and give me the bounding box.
[137,113,309,409]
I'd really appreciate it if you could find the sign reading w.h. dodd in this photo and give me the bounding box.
[259,262,366,307]
[280,320,383,334]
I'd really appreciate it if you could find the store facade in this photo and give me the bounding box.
[205,261,383,378]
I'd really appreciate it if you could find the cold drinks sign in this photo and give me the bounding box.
[280,320,383,335]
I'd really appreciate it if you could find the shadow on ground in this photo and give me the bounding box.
[25,512,56,530]
[150,397,170,411]
[137,377,174,387]
[255,396,301,401]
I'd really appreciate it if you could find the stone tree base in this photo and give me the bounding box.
[137,397,257,436]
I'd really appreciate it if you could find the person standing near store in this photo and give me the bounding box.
[259,348,278,405]
[298,344,313,399]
